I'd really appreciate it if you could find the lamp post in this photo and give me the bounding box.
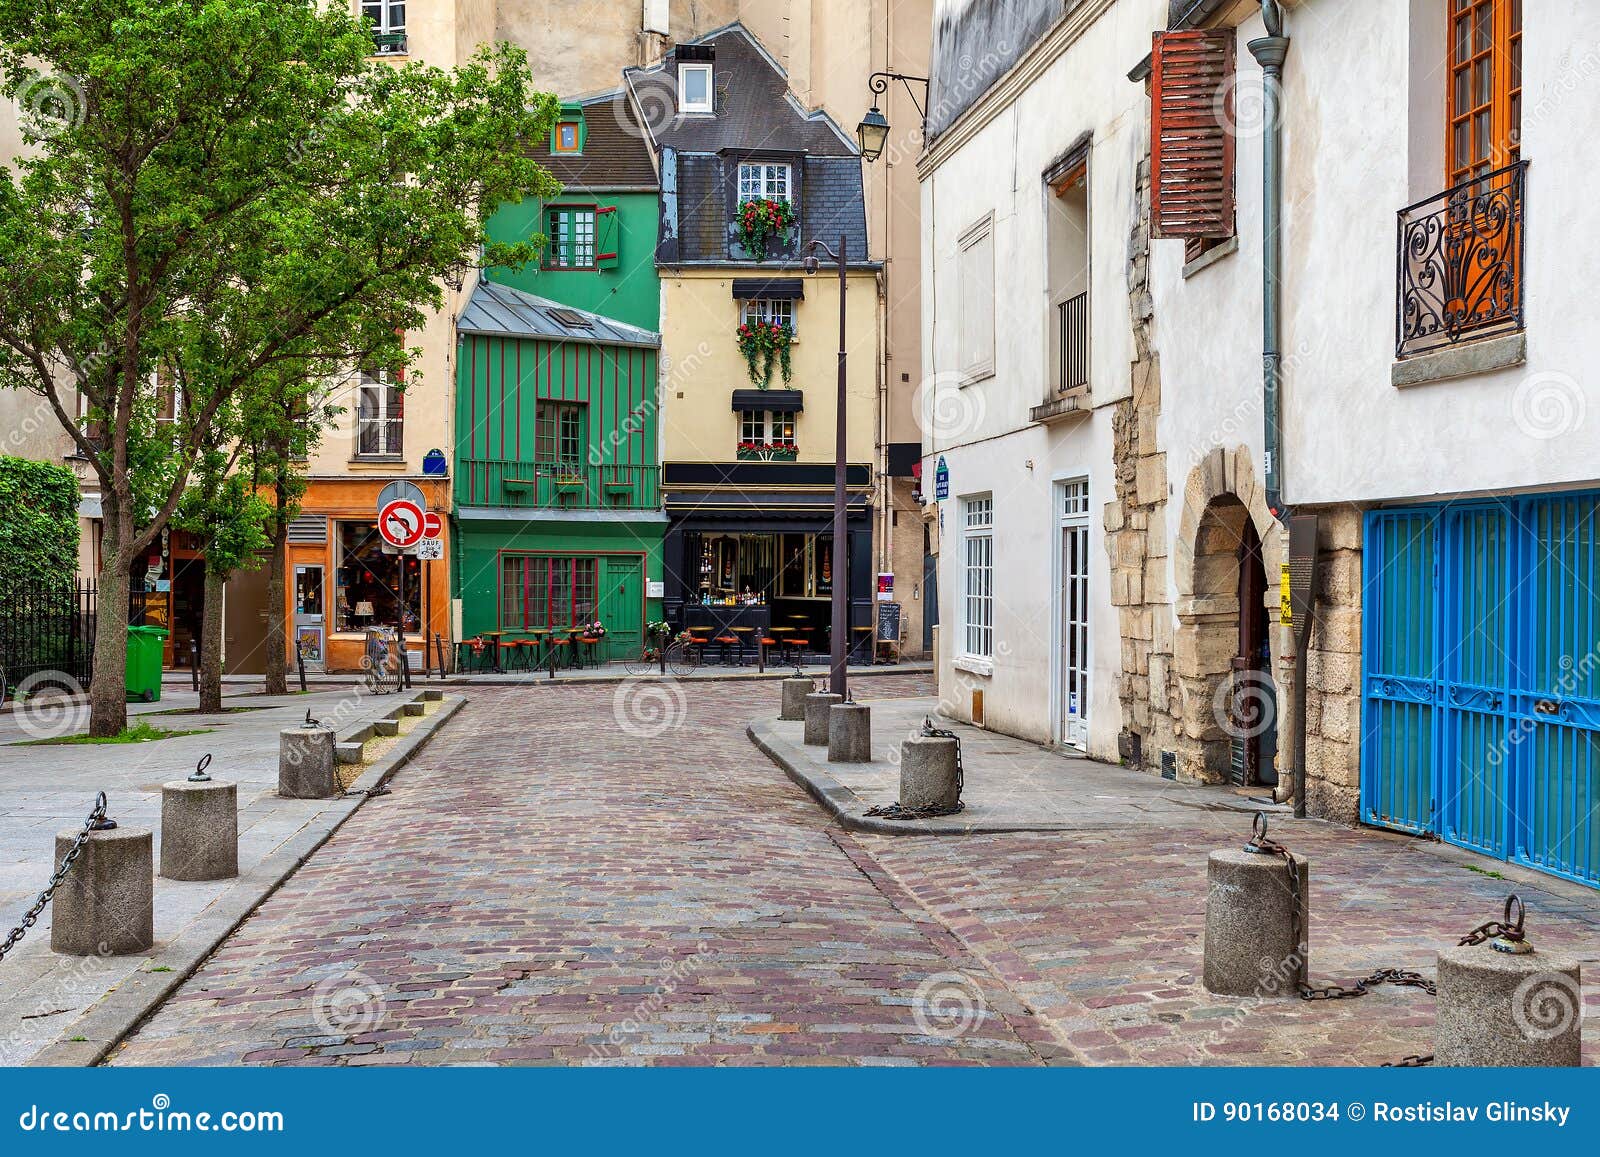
[803,235,850,699]
[856,71,930,163]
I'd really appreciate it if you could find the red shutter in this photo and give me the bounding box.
[1150,29,1235,239]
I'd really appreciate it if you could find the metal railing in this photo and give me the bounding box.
[1057,291,1089,391]
[1396,160,1527,360]
[457,459,660,510]
[371,32,408,55]
[0,581,95,693]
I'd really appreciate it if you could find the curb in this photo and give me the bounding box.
[27,692,468,1068]
[439,662,933,689]
[748,717,1088,837]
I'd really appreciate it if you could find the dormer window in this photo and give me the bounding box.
[679,63,713,114]
[552,120,581,155]
[738,162,791,203]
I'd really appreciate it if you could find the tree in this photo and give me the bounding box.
[0,0,559,734]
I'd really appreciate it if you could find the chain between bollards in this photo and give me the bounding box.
[0,792,114,964]
[865,716,965,821]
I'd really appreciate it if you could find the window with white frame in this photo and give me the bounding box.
[741,297,794,331]
[360,1,406,53]
[738,162,791,203]
[357,371,403,457]
[957,213,996,381]
[963,496,994,658]
[738,410,795,448]
[678,63,713,113]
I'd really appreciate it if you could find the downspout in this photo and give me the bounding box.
[1245,2,1306,813]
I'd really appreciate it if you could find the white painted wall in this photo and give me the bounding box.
[920,0,1165,758]
[1153,0,1600,516]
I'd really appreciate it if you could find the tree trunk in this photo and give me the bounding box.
[262,515,289,696]
[198,566,226,713]
[88,496,130,737]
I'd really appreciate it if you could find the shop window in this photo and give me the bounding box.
[536,401,586,466]
[357,371,403,457]
[335,520,421,633]
[501,555,599,629]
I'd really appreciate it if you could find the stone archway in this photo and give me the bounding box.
[1170,447,1286,784]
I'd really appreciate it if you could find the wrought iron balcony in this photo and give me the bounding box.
[457,459,660,510]
[1396,161,1527,360]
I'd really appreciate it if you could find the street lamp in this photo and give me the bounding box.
[856,71,930,164]
[802,235,851,699]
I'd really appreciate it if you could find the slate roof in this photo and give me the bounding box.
[532,92,659,193]
[457,280,660,348]
[624,24,872,268]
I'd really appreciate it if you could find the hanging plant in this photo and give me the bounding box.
[734,197,797,261]
[735,319,795,388]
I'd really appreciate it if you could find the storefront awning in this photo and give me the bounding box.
[731,277,804,300]
[731,388,803,412]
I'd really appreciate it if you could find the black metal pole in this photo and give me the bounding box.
[190,639,199,692]
[829,234,849,699]
[295,638,307,693]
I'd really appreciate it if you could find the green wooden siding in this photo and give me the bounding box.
[484,191,661,331]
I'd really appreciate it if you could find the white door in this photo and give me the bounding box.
[1058,481,1090,749]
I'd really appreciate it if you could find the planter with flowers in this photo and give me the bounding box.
[737,441,799,462]
[735,318,794,389]
[734,197,797,261]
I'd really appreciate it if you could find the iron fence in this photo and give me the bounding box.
[0,581,96,692]
[1396,160,1527,360]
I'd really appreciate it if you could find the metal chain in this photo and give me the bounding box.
[866,716,965,821]
[0,792,114,965]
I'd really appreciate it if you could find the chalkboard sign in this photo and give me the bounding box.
[876,602,902,642]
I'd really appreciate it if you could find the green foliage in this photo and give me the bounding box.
[0,453,79,585]
[0,0,562,567]
[735,318,795,388]
[734,197,797,261]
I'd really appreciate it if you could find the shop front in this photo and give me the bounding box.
[284,477,452,675]
[661,462,873,660]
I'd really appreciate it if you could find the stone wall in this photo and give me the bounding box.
[1302,504,1364,822]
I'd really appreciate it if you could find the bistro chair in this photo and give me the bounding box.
[730,626,757,666]
[685,629,712,664]
[788,634,812,665]
[547,635,570,670]
[576,631,601,668]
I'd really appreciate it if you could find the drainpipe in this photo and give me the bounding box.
[1248,1,1288,522]
[1246,2,1305,813]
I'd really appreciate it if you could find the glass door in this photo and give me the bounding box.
[293,565,325,669]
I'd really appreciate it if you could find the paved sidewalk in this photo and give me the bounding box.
[750,696,1276,834]
[0,685,461,1065]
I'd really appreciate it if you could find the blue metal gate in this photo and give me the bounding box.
[1362,492,1600,887]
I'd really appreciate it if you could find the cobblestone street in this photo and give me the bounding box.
[107,676,1599,1067]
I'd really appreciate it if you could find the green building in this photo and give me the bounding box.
[452,281,664,661]
[451,92,666,664]
[482,94,661,331]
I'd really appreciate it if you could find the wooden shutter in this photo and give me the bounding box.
[595,205,619,268]
[1150,29,1235,239]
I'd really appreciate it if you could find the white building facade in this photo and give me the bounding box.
[922,0,1600,889]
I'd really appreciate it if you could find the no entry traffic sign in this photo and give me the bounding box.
[378,498,425,548]
[421,510,443,540]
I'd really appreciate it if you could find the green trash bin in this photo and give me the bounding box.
[125,625,168,703]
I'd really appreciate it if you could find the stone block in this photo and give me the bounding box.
[1135,453,1168,506]
[51,827,153,956]
[1435,942,1582,1066]
[160,779,238,881]
[900,735,960,810]
[803,693,842,746]
[279,725,338,799]
[780,676,814,721]
[1204,848,1308,997]
[827,703,872,763]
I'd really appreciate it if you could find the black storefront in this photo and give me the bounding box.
[661,461,873,659]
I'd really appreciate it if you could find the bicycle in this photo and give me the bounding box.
[622,632,700,678]
[362,627,404,694]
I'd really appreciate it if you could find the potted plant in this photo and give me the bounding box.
[734,197,797,261]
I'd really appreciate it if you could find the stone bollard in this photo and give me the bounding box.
[780,676,814,721]
[279,712,337,799]
[1203,817,1307,996]
[900,733,960,811]
[1435,897,1582,1067]
[51,817,153,957]
[160,754,238,881]
[828,701,872,762]
[803,692,842,746]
